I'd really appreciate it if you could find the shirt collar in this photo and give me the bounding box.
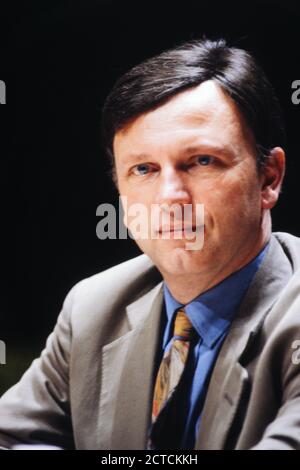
[163,242,269,349]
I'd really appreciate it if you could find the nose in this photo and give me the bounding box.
[155,166,191,206]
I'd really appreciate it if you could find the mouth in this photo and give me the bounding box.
[157,225,204,234]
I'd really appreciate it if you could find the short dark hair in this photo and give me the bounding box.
[102,38,285,173]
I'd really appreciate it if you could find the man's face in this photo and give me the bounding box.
[113,80,274,284]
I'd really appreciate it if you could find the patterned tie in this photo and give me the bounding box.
[148,308,196,449]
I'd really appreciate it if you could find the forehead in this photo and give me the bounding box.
[113,80,255,157]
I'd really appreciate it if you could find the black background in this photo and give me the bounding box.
[1,0,300,394]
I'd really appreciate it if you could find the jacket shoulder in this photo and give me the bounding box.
[61,254,162,328]
[73,253,158,296]
[273,232,300,271]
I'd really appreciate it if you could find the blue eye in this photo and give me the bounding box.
[196,155,213,165]
[134,164,150,175]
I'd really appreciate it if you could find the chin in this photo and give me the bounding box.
[154,246,205,276]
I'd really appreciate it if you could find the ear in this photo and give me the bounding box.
[261,147,285,210]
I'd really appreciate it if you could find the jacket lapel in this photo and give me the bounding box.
[195,235,293,449]
[98,281,164,450]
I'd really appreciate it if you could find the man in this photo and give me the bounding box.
[0,38,300,450]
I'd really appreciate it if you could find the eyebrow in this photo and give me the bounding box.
[122,153,152,162]
[182,144,235,159]
[120,143,236,164]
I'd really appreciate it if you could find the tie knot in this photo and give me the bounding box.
[173,308,194,340]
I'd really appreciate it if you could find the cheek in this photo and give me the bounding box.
[125,193,153,213]
[195,178,238,209]
[200,176,261,221]
[121,192,154,232]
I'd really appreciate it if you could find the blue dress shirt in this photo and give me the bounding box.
[160,243,269,449]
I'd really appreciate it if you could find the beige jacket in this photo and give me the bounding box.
[0,232,300,450]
